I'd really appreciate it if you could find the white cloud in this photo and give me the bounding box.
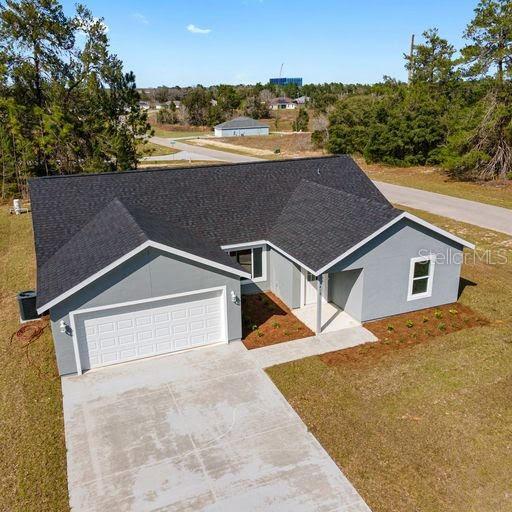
[132,12,149,25]
[186,24,211,34]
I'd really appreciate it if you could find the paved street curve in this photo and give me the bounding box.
[149,136,263,163]
[375,181,512,236]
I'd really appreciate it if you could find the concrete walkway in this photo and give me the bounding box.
[62,339,372,512]
[294,302,361,334]
[375,181,512,236]
[250,327,377,369]
[149,136,263,163]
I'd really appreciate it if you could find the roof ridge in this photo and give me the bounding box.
[293,178,397,211]
[41,198,146,269]
[28,155,348,182]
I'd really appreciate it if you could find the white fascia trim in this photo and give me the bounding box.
[315,212,475,275]
[402,212,475,250]
[221,240,317,276]
[37,241,250,314]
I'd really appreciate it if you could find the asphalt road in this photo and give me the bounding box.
[147,136,262,163]
[375,181,512,236]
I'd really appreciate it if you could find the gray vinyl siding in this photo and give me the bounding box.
[269,248,301,309]
[49,247,242,375]
[214,127,269,137]
[329,269,364,320]
[328,218,464,322]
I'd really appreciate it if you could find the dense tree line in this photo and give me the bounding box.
[324,0,512,180]
[0,0,149,197]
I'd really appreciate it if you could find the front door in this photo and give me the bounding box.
[303,271,328,305]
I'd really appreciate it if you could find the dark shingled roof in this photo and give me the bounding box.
[35,199,247,308]
[29,156,402,310]
[215,116,269,130]
[270,180,401,270]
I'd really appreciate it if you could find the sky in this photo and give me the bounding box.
[61,0,477,87]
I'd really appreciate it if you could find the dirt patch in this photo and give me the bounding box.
[218,133,323,158]
[321,303,489,367]
[242,292,314,349]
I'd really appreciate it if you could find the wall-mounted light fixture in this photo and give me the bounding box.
[59,320,67,334]
[230,291,239,305]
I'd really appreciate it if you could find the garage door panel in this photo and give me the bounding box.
[78,291,225,370]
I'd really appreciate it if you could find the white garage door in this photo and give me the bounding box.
[76,290,225,370]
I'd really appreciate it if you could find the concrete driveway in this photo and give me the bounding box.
[62,341,370,512]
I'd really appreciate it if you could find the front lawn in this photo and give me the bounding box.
[267,209,512,512]
[0,206,68,511]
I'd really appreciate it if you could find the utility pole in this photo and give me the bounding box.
[408,34,415,83]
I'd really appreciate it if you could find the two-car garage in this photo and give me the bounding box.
[70,288,227,373]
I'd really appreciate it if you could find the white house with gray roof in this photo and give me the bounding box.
[29,156,474,376]
[214,116,269,137]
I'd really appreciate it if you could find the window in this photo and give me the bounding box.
[229,246,265,282]
[408,255,435,301]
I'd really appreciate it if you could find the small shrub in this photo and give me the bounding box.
[274,147,281,154]
[272,322,280,329]
[257,330,264,337]
[284,330,291,336]
[387,324,395,332]
[406,319,414,328]
[438,322,447,331]
[296,326,303,331]
[422,317,429,323]
[251,324,258,331]
[434,310,443,319]
[449,308,458,315]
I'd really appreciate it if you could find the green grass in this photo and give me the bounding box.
[137,140,179,156]
[151,128,210,139]
[267,208,512,512]
[359,158,512,210]
[0,207,68,511]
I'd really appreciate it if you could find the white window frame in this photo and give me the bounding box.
[227,245,267,284]
[407,254,436,301]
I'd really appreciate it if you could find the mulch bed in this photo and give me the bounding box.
[321,303,489,367]
[242,292,314,350]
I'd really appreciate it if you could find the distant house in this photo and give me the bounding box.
[269,97,296,110]
[293,96,310,105]
[214,117,269,137]
[138,101,150,111]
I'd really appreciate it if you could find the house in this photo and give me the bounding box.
[269,97,296,110]
[214,117,269,137]
[138,101,150,111]
[293,95,310,105]
[29,156,474,376]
